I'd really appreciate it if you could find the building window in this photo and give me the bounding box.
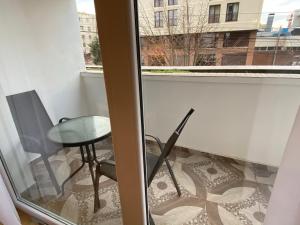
[200,33,217,48]
[88,27,91,32]
[223,31,250,47]
[168,0,178,6]
[154,11,163,28]
[82,35,85,39]
[154,0,163,7]
[89,35,92,40]
[168,9,178,26]
[226,2,239,22]
[83,42,86,47]
[208,5,221,23]
[80,26,84,31]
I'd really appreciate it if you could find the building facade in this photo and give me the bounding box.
[78,12,98,55]
[254,35,300,65]
[138,0,264,66]
[291,10,300,28]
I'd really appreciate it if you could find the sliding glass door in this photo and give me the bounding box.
[0,0,147,225]
[136,0,300,224]
[2,1,300,225]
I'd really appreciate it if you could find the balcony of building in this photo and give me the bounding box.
[3,65,300,224]
[1,1,300,225]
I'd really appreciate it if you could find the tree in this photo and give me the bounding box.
[89,37,102,65]
[139,0,218,66]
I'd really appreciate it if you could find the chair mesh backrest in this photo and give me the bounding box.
[6,90,61,156]
[148,108,195,183]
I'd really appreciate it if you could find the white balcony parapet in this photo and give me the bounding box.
[81,69,300,167]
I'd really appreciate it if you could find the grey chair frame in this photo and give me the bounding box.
[145,134,182,196]
[93,108,195,224]
[6,90,69,194]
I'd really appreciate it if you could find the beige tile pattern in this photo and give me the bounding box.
[21,141,277,225]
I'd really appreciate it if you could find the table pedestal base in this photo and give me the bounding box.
[61,144,98,195]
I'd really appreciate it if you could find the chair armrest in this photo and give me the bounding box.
[145,134,164,151]
[58,117,71,123]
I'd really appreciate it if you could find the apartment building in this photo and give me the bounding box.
[139,0,264,66]
[78,12,98,54]
[252,9,300,66]
[254,35,300,65]
[291,9,300,35]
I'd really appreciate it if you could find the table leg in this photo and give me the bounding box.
[61,146,86,195]
[91,143,99,163]
[86,144,102,213]
[85,144,95,185]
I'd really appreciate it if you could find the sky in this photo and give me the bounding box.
[75,0,300,28]
[261,0,300,28]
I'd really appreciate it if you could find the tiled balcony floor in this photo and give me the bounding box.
[21,139,277,225]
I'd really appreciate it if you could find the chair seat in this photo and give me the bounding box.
[99,152,159,183]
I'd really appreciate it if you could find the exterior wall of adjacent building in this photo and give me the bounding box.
[292,9,300,28]
[141,30,257,66]
[139,0,263,66]
[253,51,300,65]
[139,0,263,34]
[78,12,98,55]
[254,36,300,65]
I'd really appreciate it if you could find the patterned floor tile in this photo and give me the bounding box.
[21,141,278,225]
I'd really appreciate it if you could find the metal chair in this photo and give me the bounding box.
[7,90,64,194]
[93,108,195,222]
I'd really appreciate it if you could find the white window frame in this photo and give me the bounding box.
[168,9,178,26]
[154,0,163,7]
[93,1,149,225]
[168,0,178,6]
[226,2,239,22]
[154,11,163,28]
[208,4,221,23]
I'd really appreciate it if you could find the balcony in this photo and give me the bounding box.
[6,67,299,225]
[0,1,300,224]
[82,66,300,167]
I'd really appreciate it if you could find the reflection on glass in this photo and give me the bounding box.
[136,0,300,224]
[2,90,122,224]
[0,0,123,224]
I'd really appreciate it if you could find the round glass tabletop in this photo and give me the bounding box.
[48,116,111,146]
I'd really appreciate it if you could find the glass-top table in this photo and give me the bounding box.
[47,116,111,195]
[48,116,111,147]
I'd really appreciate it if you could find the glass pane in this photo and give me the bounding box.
[137,0,300,224]
[0,0,123,224]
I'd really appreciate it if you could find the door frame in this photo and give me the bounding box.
[94,0,148,224]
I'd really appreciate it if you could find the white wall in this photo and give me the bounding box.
[0,0,86,192]
[265,107,300,225]
[82,72,300,167]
